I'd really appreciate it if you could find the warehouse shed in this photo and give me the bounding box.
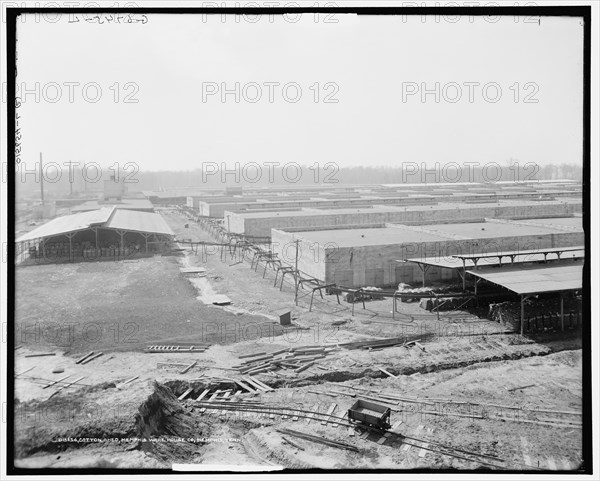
[271,218,585,288]
[226,199,583,238]
[15,207,174,264]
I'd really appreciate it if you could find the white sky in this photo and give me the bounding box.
[13,12,584,171]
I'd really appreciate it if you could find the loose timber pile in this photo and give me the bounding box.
[232,346,336,375]
[233,339,422,375]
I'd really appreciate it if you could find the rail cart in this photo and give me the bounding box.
[347,399,391,430]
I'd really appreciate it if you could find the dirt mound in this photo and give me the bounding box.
[549,349,582,368]
[134,382,208,461]
[14,382,137,458]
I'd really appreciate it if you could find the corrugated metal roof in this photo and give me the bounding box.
[455,246,584,260]
[16,208,114,242]
[466,264,583,295]
[104,209,174,236]
[16,207,173,242]
[405,249,585,269]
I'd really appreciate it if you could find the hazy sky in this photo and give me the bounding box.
[13,12,584,172]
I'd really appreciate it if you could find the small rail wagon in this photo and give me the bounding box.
[347,399,391,430]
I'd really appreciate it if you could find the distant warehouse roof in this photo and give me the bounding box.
[104,209,174,235]
[16,207,174,243]
[70,198,154,213]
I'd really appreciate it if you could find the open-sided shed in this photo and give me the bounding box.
[16,207,174,263]
[465,263,583,334]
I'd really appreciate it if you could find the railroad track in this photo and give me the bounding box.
[191,399,528,469]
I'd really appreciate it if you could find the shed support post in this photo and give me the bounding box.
[141,232,151,253]
[420,264,430,288]
[560,293,564,331]
[116,230,125,257]
[65,232,76,262]
[521,295,525,336]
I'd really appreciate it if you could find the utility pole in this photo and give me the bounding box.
[68,160,73,196]
[39,152,44,203]
[294,238,300,306]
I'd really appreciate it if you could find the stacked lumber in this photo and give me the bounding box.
[232,346,336,375]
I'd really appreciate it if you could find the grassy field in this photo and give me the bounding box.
[15,255,280,354]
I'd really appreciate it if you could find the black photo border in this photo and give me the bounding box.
[4,3,593,477]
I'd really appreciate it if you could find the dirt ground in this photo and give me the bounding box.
[12,208,585,472]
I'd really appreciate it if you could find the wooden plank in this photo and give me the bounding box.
[180,267,207,274]
[391,420,403,433]
[80,352,103,364]
[16,366,35,377]
[378,367,397,378]
[322,403,337,425]
[238,351,267,359]
[75,351,95,364]
[247,367,271,376]
[43,375,70,389]
[308,390,335,397]
[241,355,273,364]
[200,391,220,413]
[242,376,267,392]
[49,376,86,398]
[178,388,194,401]
[242,376,268,392]
[282,435,305,451]
[196,389,210,401]
[233,379,257,394]
[179,361,197,374]
[248,376,274,392]
[210,391,227,414]
[294,361,315,373]
[54,376,84,391]
[306,403,319,424]
[157,362,190,368]
[507,384,536,392]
